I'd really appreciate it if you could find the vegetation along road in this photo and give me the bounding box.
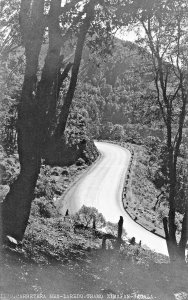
[60,141,168,256]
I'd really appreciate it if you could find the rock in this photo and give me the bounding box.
[51,167,62,176]
[76,158,85,166]
[61,169,69,176]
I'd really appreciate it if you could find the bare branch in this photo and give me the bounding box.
[173,91,187,166]
[154,72,167,125]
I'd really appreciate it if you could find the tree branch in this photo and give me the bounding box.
[173,90,187,167]
[56,62,73,99]
[154,72,167,125]
[163,217,169,240]
[54,0,96,139]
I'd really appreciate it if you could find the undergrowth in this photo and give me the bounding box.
[1,143,188,300]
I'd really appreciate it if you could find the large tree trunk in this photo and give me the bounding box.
[1,0,45,241]
[163,209,187,264]
[2,66,42,241]
[2,0,64,242]
[36,0,62,149]
[163,216,175,260]
[1,0,96,242]
[2,156,40,241]
[165,130,180,262]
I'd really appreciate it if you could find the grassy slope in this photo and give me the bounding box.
[1,217,188,300]
[126,144,165,237]
[1,145,188,300]
[122,143,182,239]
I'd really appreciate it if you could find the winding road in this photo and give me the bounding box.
[59,141,168,256]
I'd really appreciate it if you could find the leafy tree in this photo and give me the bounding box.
[78,38,162,141]
[99,121,114,139]
[0,0,21,57]
[1,0,119,242]
[71,81,104,139]
[65,108,88,146]
[1,103,18,154]
[110,124,124,140]
[74,205,106,229]
[129,0,188,262]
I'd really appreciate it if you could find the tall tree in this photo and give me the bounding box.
[127,0,188,262]
[1,0,117,242]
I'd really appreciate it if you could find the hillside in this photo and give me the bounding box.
[1,1,188,299]
[1,139,188,300]
[0,35,185,250]
[1,29,187,300]
[71,37,187,245]
[69,38,164,144]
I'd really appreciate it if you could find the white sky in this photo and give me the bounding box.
[116,29,137,42]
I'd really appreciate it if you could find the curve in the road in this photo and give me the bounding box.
[59,141,168,256]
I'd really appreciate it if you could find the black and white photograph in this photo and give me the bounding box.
[0,0,188,299]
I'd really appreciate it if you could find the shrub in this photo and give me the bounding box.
[74,205,106,229]
[32,197,57,218]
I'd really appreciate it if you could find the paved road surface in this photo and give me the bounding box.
[59,141,168,256]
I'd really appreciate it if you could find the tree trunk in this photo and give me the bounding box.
[116,216,123,249]
[36,0,62,148]
[93,217,96,230]
[178,206,188,263]
[1,0,45,241]
[163,211,187,263]
[2,71,41,241]
[54,1,95,139]
[168,208,178,262]
[2,157,40,241]
[102,236,106,250]
[1,0,96,242]
[167,142,179,262]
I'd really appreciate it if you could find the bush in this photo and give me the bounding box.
[31,197,57,218]
[144,136,161,154]
[0,156,20,185]
[35,166,58,199]
[111,124,124,141]
[74,205,106,229]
